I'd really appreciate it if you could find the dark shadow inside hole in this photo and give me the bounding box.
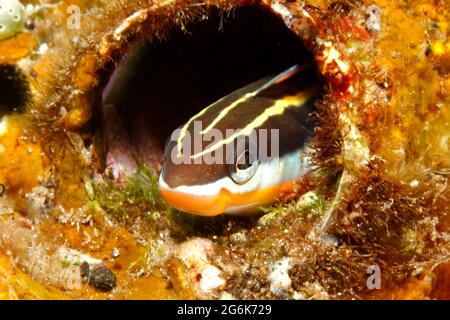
[101,4,318,174]
[0,65,29,117]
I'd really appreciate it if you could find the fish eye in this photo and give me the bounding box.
[229,143,259,185]
[237,150,252,170]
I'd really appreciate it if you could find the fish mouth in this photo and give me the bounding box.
[159,186,229,216]
[159,180,294,216]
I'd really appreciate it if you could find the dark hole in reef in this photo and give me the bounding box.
[99,4,319,177]
[0,65,29,117]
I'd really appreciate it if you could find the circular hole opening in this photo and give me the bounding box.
[98,4,322,174]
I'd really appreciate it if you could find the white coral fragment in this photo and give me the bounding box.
[0,0,25,40]
[366,5,382,32]
[176,238,225,296]
[269,257,292,296]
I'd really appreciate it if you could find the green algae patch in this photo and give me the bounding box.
[88,166,170,224]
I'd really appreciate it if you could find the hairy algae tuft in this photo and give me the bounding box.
[88,166,229,240]
[89,166,170,223]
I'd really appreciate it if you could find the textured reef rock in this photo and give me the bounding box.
[0,0,449,299]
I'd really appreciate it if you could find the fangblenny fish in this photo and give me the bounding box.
[159,65,322,216]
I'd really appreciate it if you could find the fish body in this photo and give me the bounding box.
[159,65,321,216]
